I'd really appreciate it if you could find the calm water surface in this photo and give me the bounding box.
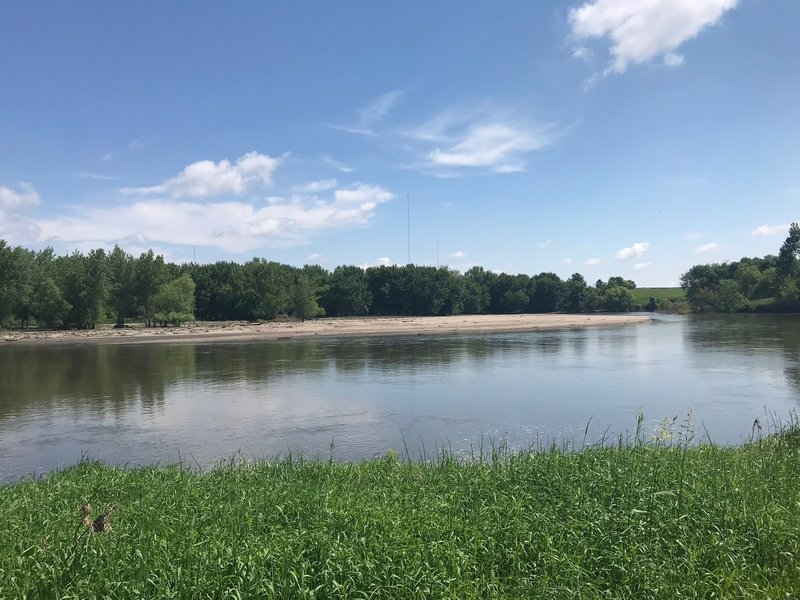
[1,314,799,481]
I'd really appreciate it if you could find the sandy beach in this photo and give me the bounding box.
[0,314,649,345]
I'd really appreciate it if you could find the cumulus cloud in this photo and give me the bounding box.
[585,257,602,266]
[752,223,789,237]
[561,258,574,265]
[568,0,738,74]
[684,232,702,240]
[694,242,721,254]
[306,253,323,263]
[0,182,40,210]
[36,183,393,253]
[448,250,466,259]
[122,152,281,198]
[536,239,552,248]
[616,241,650,260]
[633,262,651,270]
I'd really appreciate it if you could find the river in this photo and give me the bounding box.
[1,314,798,481]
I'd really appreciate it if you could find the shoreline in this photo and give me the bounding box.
[1,313,650,345]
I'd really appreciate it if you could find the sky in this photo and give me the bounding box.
[1,1,798,286]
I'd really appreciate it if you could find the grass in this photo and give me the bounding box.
[1,423,799,599]
[631,287,687,305]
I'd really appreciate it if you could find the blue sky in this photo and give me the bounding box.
[1,0,798,286]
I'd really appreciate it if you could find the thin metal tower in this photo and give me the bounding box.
[407,194,411,265]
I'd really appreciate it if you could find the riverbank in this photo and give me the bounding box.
[2,429,798,598]
[0,313,650,345]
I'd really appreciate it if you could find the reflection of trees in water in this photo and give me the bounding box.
[193,334,578,383]
[684,314,800,402]
[0,344,197,418]
[1,331,592,421]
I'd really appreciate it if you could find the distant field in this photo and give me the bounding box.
[632,287,686,304]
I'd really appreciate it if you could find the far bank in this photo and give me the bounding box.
[0,313,650,346]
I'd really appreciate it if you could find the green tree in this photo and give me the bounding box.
[714,279,747,312]
[777,222,800,280]
[108,245,136,328]
[292,274,325,321]
[322,266,372,316]
[153,274,196,326]
[561,273,591,313]
[601,285,636,312]
[134,250,169,327]
[529,272,564,313]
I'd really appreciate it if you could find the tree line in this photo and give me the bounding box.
[0,239,650,329]
[680,222,800,312]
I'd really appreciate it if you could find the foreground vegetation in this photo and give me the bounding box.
[2,424,799,599]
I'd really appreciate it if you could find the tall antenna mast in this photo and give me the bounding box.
[407,193,411,265]
[436,240,439,268]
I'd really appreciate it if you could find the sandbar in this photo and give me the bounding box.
[1,314,650,346]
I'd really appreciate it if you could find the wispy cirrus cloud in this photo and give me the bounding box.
[71,172,116,181]
[404,107,555,175]
[329,90,404,137]
[569,0,738,75]
[121,152,281,198]
[752,223,789,237]
[128,136,159,151]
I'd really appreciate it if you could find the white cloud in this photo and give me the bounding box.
[752,223,789,237]
[122,152,281,198]
[616,241,650,260]
[585,257,602,266]
[378,257,392,266]
[561,258,574,265]
[35,183,393,253]
[572,46,592,60]
[633,262,651,270]
[448,250,466,259]
[684,232,702,240]
[319,155,356,173]
[536,239,552,248]
[568,0,738,75]
[101,153,113,161]
[694,242,721,254]
[0,182,39,210]
[428,122,551,172]
[306,253,323,263]
[72,172,116,181]
[295,179,338,193]
[663,52,685,67]
[403,107,555,175]
[129,136,158,151]
[330,90,404,137]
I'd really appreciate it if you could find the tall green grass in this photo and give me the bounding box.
[2,423,799,598]
[631,287,686,304]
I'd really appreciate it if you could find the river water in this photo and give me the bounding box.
[1,314,799,481]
